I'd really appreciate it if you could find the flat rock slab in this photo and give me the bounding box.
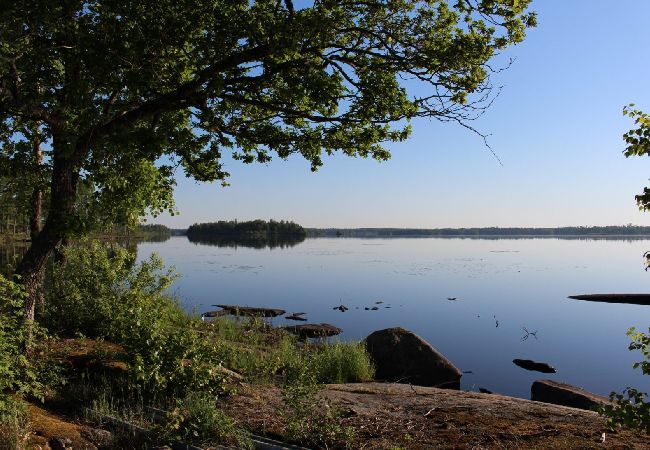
[513,358,556,373]
[531,379,611,411]
[285,312,308,321]
[365,327,461,389]
[223,382,650,449]
[569,293,650,306]
[284,323,342,338]
[212,304,286,317]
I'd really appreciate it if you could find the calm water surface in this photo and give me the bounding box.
[136,236,650,399]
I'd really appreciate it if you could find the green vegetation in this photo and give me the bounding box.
[136,224,172,242]
[188,220,306,240]
[0,0,535,319]
[601,327,650,434]
[600,105,650,434]
[2,240,373,447]
[187,219,306,248]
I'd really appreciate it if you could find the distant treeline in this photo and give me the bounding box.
[307,226,650,238]
[187,220,306,239]
[137,224,172,241]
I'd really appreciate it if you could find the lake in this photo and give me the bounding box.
[138,236,649,398]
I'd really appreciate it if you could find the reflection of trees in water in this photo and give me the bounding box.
[187,235,305,249]
[0,242,27,276]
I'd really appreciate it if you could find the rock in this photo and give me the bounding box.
[513,359,556,373]
[371,306,379,310]
[284,323,342,338]
[80,428,112,446]
[286,312,308,321]
[479,387,493,394]
[568,293,650,306]
[531,380,611,410]
[211,305,286,317]
[201,310,229,318]
[364,327,461,389]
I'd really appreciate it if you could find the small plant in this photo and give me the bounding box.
[307,341,375,384]
[600,388,650,434]
[0,399,29,450]
[282,364,357,449]
[600,327,650,433]
[156,392,252,448]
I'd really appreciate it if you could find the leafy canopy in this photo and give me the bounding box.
[1,0,535,230]
[623,105,650,211]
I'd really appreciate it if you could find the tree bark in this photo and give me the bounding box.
[18,145,79,321]
[29,134,43,242]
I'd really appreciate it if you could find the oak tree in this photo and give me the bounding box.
[0,0,535,320]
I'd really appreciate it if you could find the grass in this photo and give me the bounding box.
[202,316,375,385]
[0,400,29,450]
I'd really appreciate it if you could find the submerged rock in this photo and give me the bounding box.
[284,323,342,338]
[212,304,286,317]
[513,359,556,374]
[364,327,461,389]
[531,379,610,410]
[286,312,308,321]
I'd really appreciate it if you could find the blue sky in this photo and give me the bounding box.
[155,0,650,229]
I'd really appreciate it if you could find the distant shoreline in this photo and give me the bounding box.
[305,226,650,238]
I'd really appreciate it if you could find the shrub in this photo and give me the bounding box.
[46,242,228,397]
[601,327,650,433]
[0,275,59,449]
[0,274,50,402]
[0,400,29,450]
[157,391,252,448]
[307,341,375,384]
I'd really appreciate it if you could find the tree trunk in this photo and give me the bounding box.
[18,148,79,322]
[29,135,43,242]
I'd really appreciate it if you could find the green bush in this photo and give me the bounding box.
[157,392,252,448]
[46,242,228,397]
[0,399,29,450]
[601,327,650,433]
[307,341,375,384]
[0,275,49,402]
[0,275,60,449]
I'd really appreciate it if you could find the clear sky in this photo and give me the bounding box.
[154,0,650,229]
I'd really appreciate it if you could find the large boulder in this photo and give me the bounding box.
[531,379,611,410]
[364,327,461,389]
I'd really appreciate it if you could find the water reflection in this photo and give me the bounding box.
[135,236,650,399]
[0,241,27,276]
[187,235,305,249]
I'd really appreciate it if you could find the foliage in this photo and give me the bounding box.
[188,219,306,239]
[0,0,535,273]
[282,363,357,449]
[601,388,650,434]
[156,392,252,448]
[307,341,375,384]
[0,274,48,402]
[0,399,29,450]
[187,219,306,248]
[601,327,650,433]
[205,316,374,384]
[46,242,229,397]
